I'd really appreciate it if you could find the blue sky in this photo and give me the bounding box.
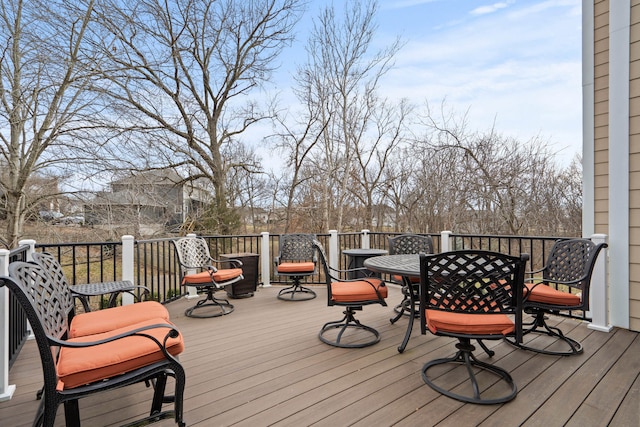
[271,0,582,166]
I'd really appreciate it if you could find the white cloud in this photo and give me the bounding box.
[470,1,515,16]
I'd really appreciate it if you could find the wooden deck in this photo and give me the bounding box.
[2,284,639,426]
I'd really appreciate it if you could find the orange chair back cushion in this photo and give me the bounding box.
[330,279,387,303]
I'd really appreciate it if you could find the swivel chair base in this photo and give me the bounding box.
[422,339,516,404]
[277,280,317,301]
[185,288,234,318]
[505,311,583,356]
[319,307,380,348]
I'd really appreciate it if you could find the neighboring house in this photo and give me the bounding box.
[583,0,639,332]
[85,170,211,230]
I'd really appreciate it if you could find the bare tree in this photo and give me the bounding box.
[89,0,304,233]
[413,102,581,236]
[298,0,403,231]
[0,0,101,245]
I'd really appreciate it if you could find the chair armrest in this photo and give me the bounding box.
[49,322,180,350]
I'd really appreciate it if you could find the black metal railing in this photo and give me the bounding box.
[7,245,29,369]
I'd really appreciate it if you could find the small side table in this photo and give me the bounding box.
[342,248,388,279]
[71,281,148,312]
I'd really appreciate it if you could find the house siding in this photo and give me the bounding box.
[593,0,610,236]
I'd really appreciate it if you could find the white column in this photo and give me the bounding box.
[329,230,339,271]
[121,235,135,305]
[440,231,452,252]
[261,232,271,287]
[0,249,15,401]
[608,1,631,329]
[588,234,612,332]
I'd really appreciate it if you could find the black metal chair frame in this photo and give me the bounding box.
[387,234,434,323]
[174,236,243,318]
[274,233,318,301]
[507,238,608,356]
[2,262,185,427]
[314,240,387,348]
[419,250,527,404]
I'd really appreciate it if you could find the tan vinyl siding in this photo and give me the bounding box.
[594,0,610,235]
[629,0,640,331]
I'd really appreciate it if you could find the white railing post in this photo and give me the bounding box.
[0,249,16,401]
[441,230,452,252]
[329,230,339,271]
[184,234,199,299]
[261,232,271,287]
[361,229,370,249]
[588,234,612,332]
[18,239,36,261]
[121,235,135,306]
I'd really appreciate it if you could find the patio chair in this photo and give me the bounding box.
[2,261,186,427]
[388,234,434,322]
[173,236,244,318]
[314,239,388,348]
[274,233,318,301]
[507,238,608,356]
[419,250,527,404]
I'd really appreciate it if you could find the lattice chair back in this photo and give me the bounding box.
[389,234,434,255]
[9,261,71,344]
[541,238,605,310]
[31,252,76,317]
[278,233,317,262]
[174,237,213,271]
[312,239,332,282]
[421,251,525,321]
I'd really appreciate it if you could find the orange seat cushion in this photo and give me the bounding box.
[277,262,315,274]
[525,282,581,306]
[426,310,514,336]
[330,279,387,303]
[69,301,170,338]
[391,274,419,283]
[182,268,243,285]
[57,318,184,390]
